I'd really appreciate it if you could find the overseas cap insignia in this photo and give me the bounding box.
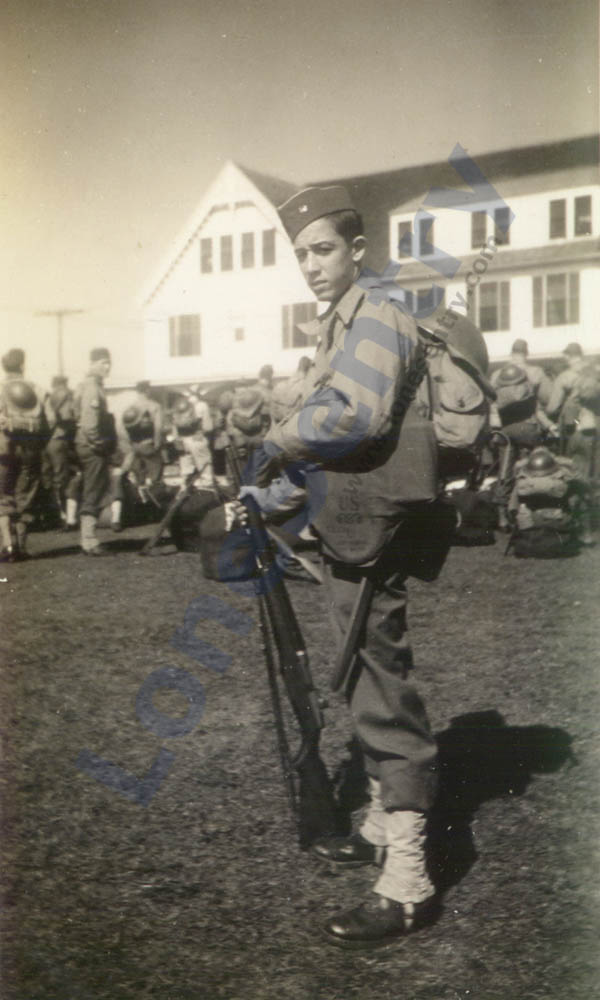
[278,185,355,241]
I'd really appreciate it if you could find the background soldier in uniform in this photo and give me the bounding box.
[0,348,47,560]
[243,186,441,948]
[75,347,116,555]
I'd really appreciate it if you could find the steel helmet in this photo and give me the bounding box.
[525,447,558,477]
[6,379,38,411]
[122,405,141,427]
[496,363,527,387]
[172,397,196,428]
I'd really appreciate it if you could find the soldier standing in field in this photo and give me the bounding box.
[243,186,442,948]
[0,348,47,561]
[74,347,116,555]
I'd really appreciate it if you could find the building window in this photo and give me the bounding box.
[241,232,255,269]
[169,315,201,357]
[200,238,212,274]
[549,199,566,239]
[282,302,318,348]
[574,195,592,236]
[397,221,413,258]
[471,211,487,248]
[494,207,510,246]
[234,327,244,341]
[533,273,579,327]
[477,281,510,332]
[262,229,276,266]
[220,235,233,271]
[418,217,434,256]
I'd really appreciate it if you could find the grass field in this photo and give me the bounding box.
[1,525,599,1000]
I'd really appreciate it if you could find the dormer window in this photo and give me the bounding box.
[241,232,255,268]
[471,211,486,248]
[493,207,510,246]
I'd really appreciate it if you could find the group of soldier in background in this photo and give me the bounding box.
[0,333,597,563]
[0,348,316,561]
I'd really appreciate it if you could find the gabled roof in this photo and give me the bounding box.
[238,165,299,210]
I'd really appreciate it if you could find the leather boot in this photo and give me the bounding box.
[312,833,384,867]
[323,894,438,949]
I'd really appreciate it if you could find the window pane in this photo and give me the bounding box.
[494,207,510,246]
[471,211,486,248]
[262,229,276,266]
[549,199,566,239]
[418,217,434,256]
[532,276,543,327]
[546,273,567,325]
[574,195,592,236]
[499,281,510,330]
[397,221,412,258]
[241,232,255,268]
[282,302,318,348]
[200,238,212,274]
[220,235,233,271]
[479,282,498,332]
[169,315,201,356]
[282,304,291,348]
[568,272,580,323]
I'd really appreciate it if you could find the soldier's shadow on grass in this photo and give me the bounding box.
[333,710,575,893]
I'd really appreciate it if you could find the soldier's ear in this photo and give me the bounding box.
[350,236,366,264]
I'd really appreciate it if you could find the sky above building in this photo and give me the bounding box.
[1,0,597,385]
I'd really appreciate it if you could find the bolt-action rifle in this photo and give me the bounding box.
[226,440,337,848]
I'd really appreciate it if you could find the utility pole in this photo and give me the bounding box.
[35,309,85,376]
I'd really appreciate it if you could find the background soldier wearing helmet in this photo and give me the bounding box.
[547,342,600,481]
[120,384,164,489]
[74,347,117,555]
[171,396,214,489]
[0,348,48,560]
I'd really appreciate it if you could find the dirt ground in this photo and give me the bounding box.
[1,525,599,1000]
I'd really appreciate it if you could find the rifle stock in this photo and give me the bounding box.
[226,440,337,847]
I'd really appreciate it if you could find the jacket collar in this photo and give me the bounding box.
[296,280,367,341]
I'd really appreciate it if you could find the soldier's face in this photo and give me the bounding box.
[92,358,111,378]
[293,217,365,303]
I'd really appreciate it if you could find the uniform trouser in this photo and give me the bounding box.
[130,451,163,485]
[321,556,438,813]
[46,437,79,507]
[565,428,597,480]
[76,444,110,518]
[0,433,42,525]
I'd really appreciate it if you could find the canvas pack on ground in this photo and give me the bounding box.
[509,448,586,557]
[0,379,45,437]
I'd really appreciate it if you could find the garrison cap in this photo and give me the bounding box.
[90,347,111,362]
[278,186,355,241]
[563,341,583,357]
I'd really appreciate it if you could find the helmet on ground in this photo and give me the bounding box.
[6,380,37,411]
[525,447,558,477]
[496,363,527,387]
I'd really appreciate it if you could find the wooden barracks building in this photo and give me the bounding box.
[138,135,599,389]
